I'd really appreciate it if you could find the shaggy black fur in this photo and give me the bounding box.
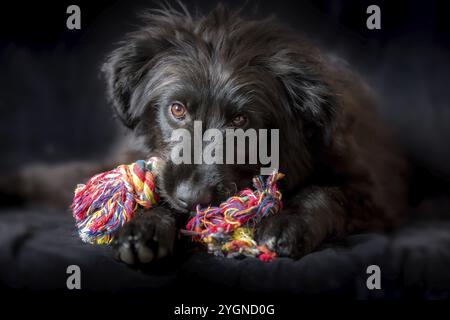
[100,5,408,264]
[0,5,409,265]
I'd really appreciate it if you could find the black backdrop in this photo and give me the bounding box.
[1,1,450,305]
[1,0,449,183]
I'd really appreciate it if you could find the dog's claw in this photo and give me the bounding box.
[112,207,176,265]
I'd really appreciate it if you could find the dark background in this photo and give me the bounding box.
[1,0,450,303]
[0,0,449,187]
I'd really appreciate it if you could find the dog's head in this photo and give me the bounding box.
[102,5,337,212]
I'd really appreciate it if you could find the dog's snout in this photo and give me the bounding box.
[175,182,213,210]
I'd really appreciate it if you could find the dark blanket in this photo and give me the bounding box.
[1,208,450,299]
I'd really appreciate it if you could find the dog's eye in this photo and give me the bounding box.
[170,102,187,119]
[231,115,248,127]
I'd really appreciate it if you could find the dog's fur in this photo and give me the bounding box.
[2,5,409,265]
[100,5,409,264]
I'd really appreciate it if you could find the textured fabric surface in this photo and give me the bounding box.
[1,209,450,299]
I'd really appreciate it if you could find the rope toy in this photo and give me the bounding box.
[71,158,283,261]
[184,172,284,261]
[71,158,161,244]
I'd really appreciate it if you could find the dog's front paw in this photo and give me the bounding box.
[255,213,315,259]
[112,207,176,265]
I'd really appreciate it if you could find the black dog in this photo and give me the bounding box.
[100,5,408,265]
[0,5,408,265]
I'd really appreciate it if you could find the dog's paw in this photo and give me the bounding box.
[112,207,176,265]
[255,213,314,258]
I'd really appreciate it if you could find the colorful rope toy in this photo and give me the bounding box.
[71,158,283,261]
[71,158,161,244]
[184,172,284,261]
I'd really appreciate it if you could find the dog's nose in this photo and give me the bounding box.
[175,183,213,210]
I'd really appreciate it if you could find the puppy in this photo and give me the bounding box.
[0,5,408,265]
[100,5,408,265]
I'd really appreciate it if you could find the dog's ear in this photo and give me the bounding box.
[267,49,338,146]
[101,31,172,129]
